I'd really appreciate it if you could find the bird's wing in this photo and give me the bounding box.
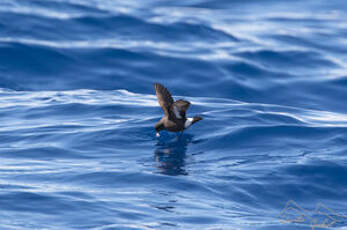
[154,83,174,117]
[171,99,190,119]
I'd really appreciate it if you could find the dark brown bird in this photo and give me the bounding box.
[154,83,202,137]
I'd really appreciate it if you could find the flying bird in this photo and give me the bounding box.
[154,83,202,137]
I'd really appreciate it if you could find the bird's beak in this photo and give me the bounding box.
[156,132,160,137]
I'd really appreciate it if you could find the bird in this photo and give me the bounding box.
[154,83,202,137]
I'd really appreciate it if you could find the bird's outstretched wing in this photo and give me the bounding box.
[154,83,174,117]
[172,99,190,119]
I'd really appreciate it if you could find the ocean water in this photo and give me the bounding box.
[1,0,347,229]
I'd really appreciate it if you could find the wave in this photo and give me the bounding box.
[1,39,346,114]
[1,0,347,229]
[1,88,346,126]
[1,88,346,164]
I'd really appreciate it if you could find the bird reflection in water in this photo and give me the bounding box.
[154,134,193,176]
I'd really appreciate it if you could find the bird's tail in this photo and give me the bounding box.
[192,116,203,124]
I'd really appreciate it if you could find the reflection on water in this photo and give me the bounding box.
[154,134,193,176]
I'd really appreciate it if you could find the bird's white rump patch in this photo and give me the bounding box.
[184,118,193,128]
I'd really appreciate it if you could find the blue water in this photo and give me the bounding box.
[1,0,347,229]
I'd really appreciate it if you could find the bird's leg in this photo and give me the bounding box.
[179,131,183,138]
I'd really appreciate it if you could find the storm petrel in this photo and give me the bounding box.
[154,83,202,137]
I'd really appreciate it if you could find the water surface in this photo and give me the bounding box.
[0,0,347,229]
